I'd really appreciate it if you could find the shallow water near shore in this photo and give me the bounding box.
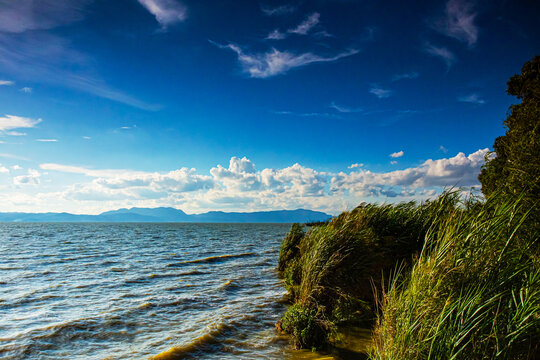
[0,223,369,359]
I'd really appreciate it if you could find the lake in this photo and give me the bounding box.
[0,222,341,359]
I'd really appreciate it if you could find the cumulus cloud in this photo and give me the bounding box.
[390,150,404,158]
[424,42,457,69]
[331,149,488,197]
[434,0,479,47]
[0,114,41,134]
[458,93,486,105]
[213,42,359,78]
[14,169,41,185]
[137,0,187,29]
[25,150,490,214]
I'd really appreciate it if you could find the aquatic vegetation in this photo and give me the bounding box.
[371,194,540,359]
[276,192,462,349]
[277,192,539,358]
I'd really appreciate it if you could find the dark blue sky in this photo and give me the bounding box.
[0,0,538,214]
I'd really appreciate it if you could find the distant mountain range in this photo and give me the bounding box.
[0,207,332,223]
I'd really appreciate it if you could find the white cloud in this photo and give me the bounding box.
[440,145,448,153]
[14,169,40,185]
[458,93,485,105]
[0,80,14,86]
[434,0,479,47]
[214,43,359,78]
[266,29,287,40]
[330,102,363,113]
[5,131,27,136]
[369,86,393,99]
[288,13,320,35]
[36,139,58,142]
[392,72,419,81]
[273,110,342,119]
[390,150,404,158]
[137,0,187,29]
[0,164,9,173]
[331,149,489,196]
[20,87,32,93]
[0,0,90,33]
[424,42,457,69]
[348,163,364,169]
[83,136,91,140]
[260,4,296,16]
[40,163,148,178]
[390,160,398,165]
[12,165,22,170]
[0,30,160,111]
[0,114,41,133]
[1,151,489,214]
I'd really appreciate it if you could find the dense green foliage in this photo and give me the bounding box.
[371,194,539,359]
[276,193,461,349]
[479,56,540,213]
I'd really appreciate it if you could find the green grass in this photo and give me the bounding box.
[370,194,539,360]
[277,192,539,358]
[277,191,463,349]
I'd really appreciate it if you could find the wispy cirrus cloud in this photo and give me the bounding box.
[458,93,485,105]
[329,102,363,113]
[0,0,91,33]
[273,110,342,119]
[433,0,479,47]
[260,4,296,16]
[369,86,393,99]
[424,42,457,69]
[266,29,287,40]
[212,42,359,78]
[267,12,323,41]
[288,12,320,35]
[36,139,58,142]
[0,115,41,134]
[392,72,419,81]
[0,2,159,111]
[0,80,14,86]
[137,0,187,29]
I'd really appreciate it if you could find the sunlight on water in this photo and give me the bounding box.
[0,223,365,359]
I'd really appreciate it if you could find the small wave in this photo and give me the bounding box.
[179,253,255,265]
[218,279,241,291]
[151,322,233,360]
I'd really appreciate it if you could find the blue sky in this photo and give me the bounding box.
[0,0,538,214]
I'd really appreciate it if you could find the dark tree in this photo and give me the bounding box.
[478,56,540,208]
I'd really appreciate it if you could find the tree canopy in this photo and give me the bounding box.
[479,56,539,208]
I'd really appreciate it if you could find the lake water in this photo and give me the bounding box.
[0,222,342,360]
